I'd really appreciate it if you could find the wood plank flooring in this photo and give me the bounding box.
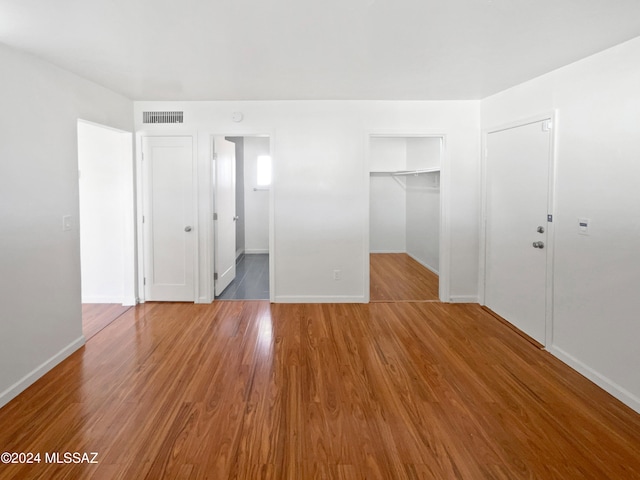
[82,303,131,340]
[1,301,640,479]
[370,253,439,302]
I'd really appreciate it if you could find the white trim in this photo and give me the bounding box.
[275,295,366,304]
[365,132,449,303]
[407,252,439,275]
[81,296,128,304]
[548,345,640,414]
[0,336,85,409]
[448,295,479,304]
[479,111,556,347]
[245,249,269,254]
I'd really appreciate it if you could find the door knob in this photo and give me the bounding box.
[532,241,544,249]
[537,226,545,233]
[233,216,239,221]
[184,226,192,232]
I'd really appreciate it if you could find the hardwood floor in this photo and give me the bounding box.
[82,303,131,340]
[370,253,439,302]
[1,301,640,479]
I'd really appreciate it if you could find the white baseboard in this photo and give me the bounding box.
[236,248,245,260]
[548,345,640,414]
[0,335,86,409]
[275,295,366,304]
[448,295,479,303]
[245,249,269,255]
[122,296,137,307]
[406,253,439,275]
[82,296,126,304]
[370,250,405,254]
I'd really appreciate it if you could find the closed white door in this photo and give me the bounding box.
[485,120,551,344]
[213,136,237,296]
[142,136,195,301]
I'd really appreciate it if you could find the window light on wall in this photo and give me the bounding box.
[257,155,272,186]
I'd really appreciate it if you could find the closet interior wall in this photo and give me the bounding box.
[369,137,441,274]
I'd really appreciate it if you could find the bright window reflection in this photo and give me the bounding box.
[257,155,272,186]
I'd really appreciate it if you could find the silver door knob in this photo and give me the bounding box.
[537,226,545,233]
[233,216,239,221]
[532,241,544,249]
[184,226,192,232]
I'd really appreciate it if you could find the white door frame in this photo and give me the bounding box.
[136,130,199,303]
[364,131,450,302]
[479,112,557,347]
[200,132,275,303]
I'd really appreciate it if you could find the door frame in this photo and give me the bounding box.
[479,112,557,347]
[136,130,199,303]
[364,131,450,302]
[201,132,275,303]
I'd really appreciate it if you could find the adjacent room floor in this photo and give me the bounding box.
[215,253,269,300]
[370,253,439,302]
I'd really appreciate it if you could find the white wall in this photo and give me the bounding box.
[243,137,270,254]
[406,137,441,272]
[134,100,480,303]
[369,137,407,252]
[78,121,135,304]
[482,36,640,412]
[0,43,133,408]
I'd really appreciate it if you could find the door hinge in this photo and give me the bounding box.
[141,151,144,160]
[212,152,218,161]
[213,212,218,220]
[143,277,146,285]
[142,215,145,223]
[542,120,553,132]
[214,273,218,280]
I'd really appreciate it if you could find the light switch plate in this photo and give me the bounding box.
[578,217,590,236]
[62,215,72,231]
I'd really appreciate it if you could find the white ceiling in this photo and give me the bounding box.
[1,0,640,101]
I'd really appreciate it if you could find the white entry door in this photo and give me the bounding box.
[142,136,196,301]
[485,119,552,344]
[213,136,237,296]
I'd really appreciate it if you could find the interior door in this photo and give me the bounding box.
[142,136,195,301]
[485,120,551,344]
[213,136,237,296]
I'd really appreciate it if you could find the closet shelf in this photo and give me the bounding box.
[370,167,440,176]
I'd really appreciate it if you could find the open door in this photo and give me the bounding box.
[213,136,237,296]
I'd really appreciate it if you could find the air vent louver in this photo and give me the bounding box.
[143,111,184,124]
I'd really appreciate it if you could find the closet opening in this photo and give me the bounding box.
[369,135,442,302]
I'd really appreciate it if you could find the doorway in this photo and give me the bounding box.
[368,135,442,302]
[482,116,554,346]
[214,136,271,300]
[77,120,135,338]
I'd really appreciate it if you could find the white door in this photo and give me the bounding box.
[485,120,552,344]
[142,136,195,301]
[213,136,237,296]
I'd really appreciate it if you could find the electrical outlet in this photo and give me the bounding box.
[62,215,72,231]
[332,269,342,281]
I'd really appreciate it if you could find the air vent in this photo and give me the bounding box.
[143,111,184,124]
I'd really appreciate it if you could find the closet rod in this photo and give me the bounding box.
[391,168,439,176]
